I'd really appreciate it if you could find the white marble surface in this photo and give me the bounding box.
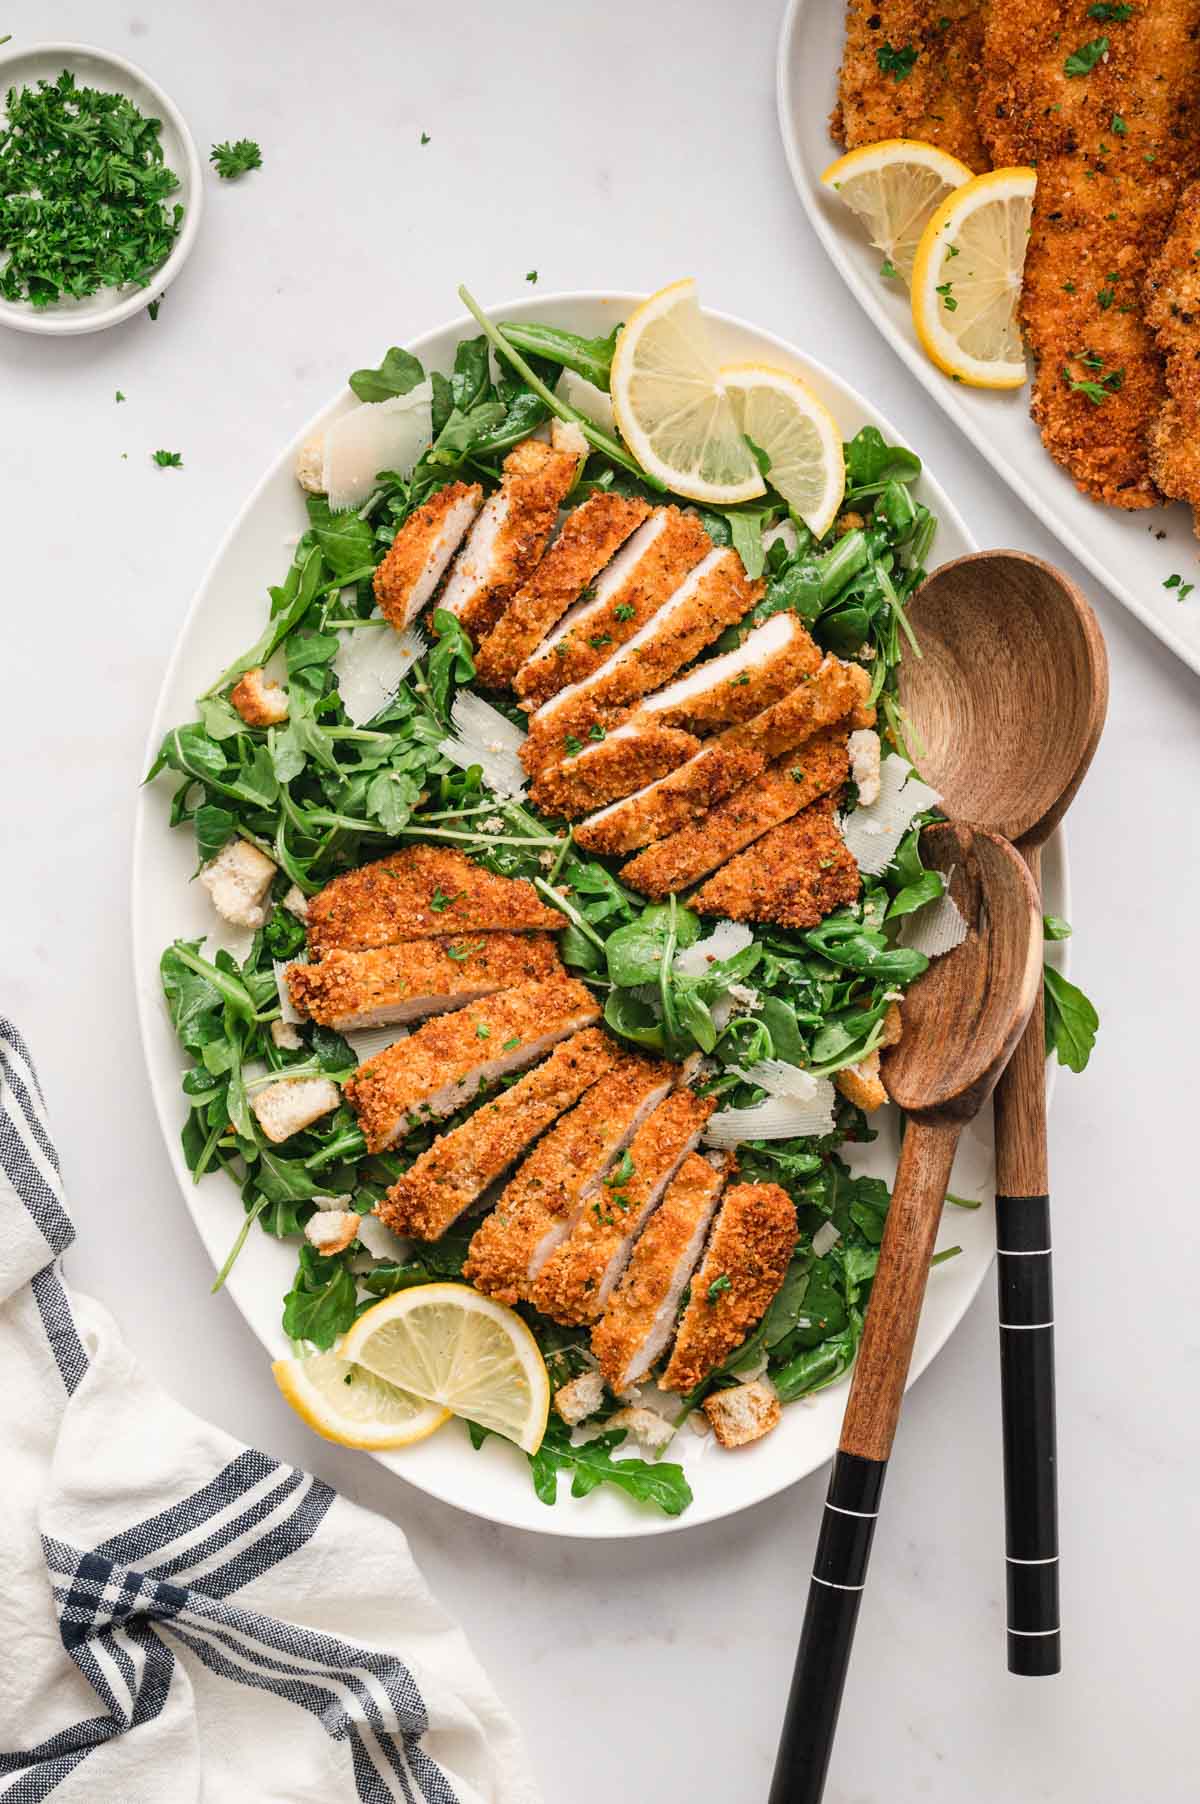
[2,3,1198,1798]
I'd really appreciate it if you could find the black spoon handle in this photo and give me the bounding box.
[996,1190,1061,1676]
[768,1452,886,1804]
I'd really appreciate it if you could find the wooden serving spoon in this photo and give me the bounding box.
[900,550,1108,1676]
[770,822,1042,1804]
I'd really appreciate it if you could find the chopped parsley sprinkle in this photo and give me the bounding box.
[1062,281,1077,293]
[1087,3,1132,19]
[790,766,807,782]
[946,243,960,258]
[476,1023,490,1040]
[613,602,636,621]
[1062,356,1124,403]
[429,887,460,912]
[210,139,262,180]
[588,723,606,741]
[936,281,957,311]
[0,70,183,306]
[1164,573,1195,601]
[445,940,484,961]
[588,633,613,649]
[606,1150,636,1187]
[1064,36,1108,75]
[707,1274,732,1304]
[1097,284,1116,310]
[1111,113,1128,135]
[563,734,583,756]
[147,297,162,320]
[502,1035,521,1050]
[879,257,899,280]
[152,449,182,468]
[876,41,917,81]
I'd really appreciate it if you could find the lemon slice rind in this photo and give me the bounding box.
[719,362,846,538]
[821,138,975,284]
[272,1350,451,1451]
[910,167,1036,390]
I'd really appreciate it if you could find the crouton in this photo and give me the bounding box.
[199,837,278,929]
[251,1076,340,1144]
[296,436,325,493]
[702,1378,781,1448]
[848,728,881,806]
[230,667,289,728]
[270,1020,304,1051]
[554,1370,606,1427]
[606,1406,675,1453]
[304,1210,361,1255]
[283,884,310,920]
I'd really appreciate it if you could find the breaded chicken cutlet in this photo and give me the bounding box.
[978,1,1200,509]
[472,492,651,689]
[690,795,861,928]
[375,1028,618,1241]
[1144,177,1200,530]
[286,932,562,1032]
[343,976,599,1151]
[438,437,579,642]
[306,845,562,957]
[529,723,702,820]
[833,1,989,172]
[590,1153,730,1393]
[372,481,482,632]
[463,1054,675,1305]
[660,1182,796,1392]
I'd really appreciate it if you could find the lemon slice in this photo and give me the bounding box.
[609,278,767,504]
[720,364,845,537]
[821,139,974,284]
[340,1283,551,1454]
[272,1350,451,1450]
[911,167,1036,389]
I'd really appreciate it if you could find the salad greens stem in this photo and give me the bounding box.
[532,876,608,951]
[211,1194,271,1292]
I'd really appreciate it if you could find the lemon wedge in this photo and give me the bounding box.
[910,167,1036,388]
[609,278,767,504]
[340,1283,551,1455]
[720,364,845,537]
[272,1350,450,1450]
[821,139,974,285]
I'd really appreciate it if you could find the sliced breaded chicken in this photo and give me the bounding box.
[690,795,861,928]
[978,2,1200,510]
[286,933,562,1032]
[343,976,600,1152]
[573,656,870,857]
[634,611,822,736]
[472,492,651,688]
[620,727,851,899]
[1145,179,1200,531]
[438,439,578,642]
[375,1027,618,1240]
[833,0,988,171]
[528,722,701,819]
[590,1153,729,1393]
[306,845,562,957]
[373,480,483,632]
[513,508,712,707]
[463,1054,675,1305]
[530,1089,716,1325]
[660,1182,796,1392]
[522,547,759,765]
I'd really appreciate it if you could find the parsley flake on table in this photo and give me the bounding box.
[210,139,262,180]
[1164,573,1195,601]
[115,391,126,403]
[420,131,431,145]
[1064,36,1108,75]
[152,449,183,468]
[0,70,183,307]
[525,270,538,284]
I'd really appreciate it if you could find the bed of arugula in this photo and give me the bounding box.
[150,305,1098,1517]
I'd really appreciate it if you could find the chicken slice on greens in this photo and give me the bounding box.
[306,845,562,957]
[372,480,483,632]
[286,933,562,1031]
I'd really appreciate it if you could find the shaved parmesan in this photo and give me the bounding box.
[355,1211,411,1262]
[335,620,429,726]
[673,919,754,978]
[322,383,433,512]
[898,887,969,958]
[704,1060,838,1145]
[727,1059,823,1102]
[812,1220,841,1258]
[346,1023,409,1065]
[439,691,528,798]
[839,755,941,876]
[557,369,616,434]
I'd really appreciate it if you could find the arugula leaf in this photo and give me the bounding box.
[605,903,700,987]
[1043,914,1072,942]
[886,870,944,919]
[526,1418,692,1515]
[264,905,306,959]
[844,426,921,490]
[496,320,619,390]
[1043,965,1099,1071]
[348,346,427,404]
[282,1245,357,1348]
[306,497,375,576]
[426,610,476,719]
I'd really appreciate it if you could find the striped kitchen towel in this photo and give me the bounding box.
[0,1019,541,1804]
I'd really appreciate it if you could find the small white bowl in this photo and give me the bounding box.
[0,41,203,335]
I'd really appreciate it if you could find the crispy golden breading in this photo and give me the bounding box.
[691,796,861,928]
[463,1054,674,1305]
[372,480,482,631]
[833,1002,903,1112]
[306,845,562,957]
[438,439,578,642]
[978,2,1200,510]
[574,657,870,857]
[528,724,701,819]
[286,933,562,1032]
[513,509,712,707]
[660,1183,796,1392]
[833,1,989,170]
[590,1153,728,1393]
[229,667,289,727]
[472,492,651,688]
[639,620,822,737]
[376,1028,618,1240]
[343,977,600,1152]
[521,548,760,766]
[620,727,851,900]
[1144,178,1200,529]
[530,1090,716,1325]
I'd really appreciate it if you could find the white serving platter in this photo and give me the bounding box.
[776,0,1200,677]
[133,289,1066,1537]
